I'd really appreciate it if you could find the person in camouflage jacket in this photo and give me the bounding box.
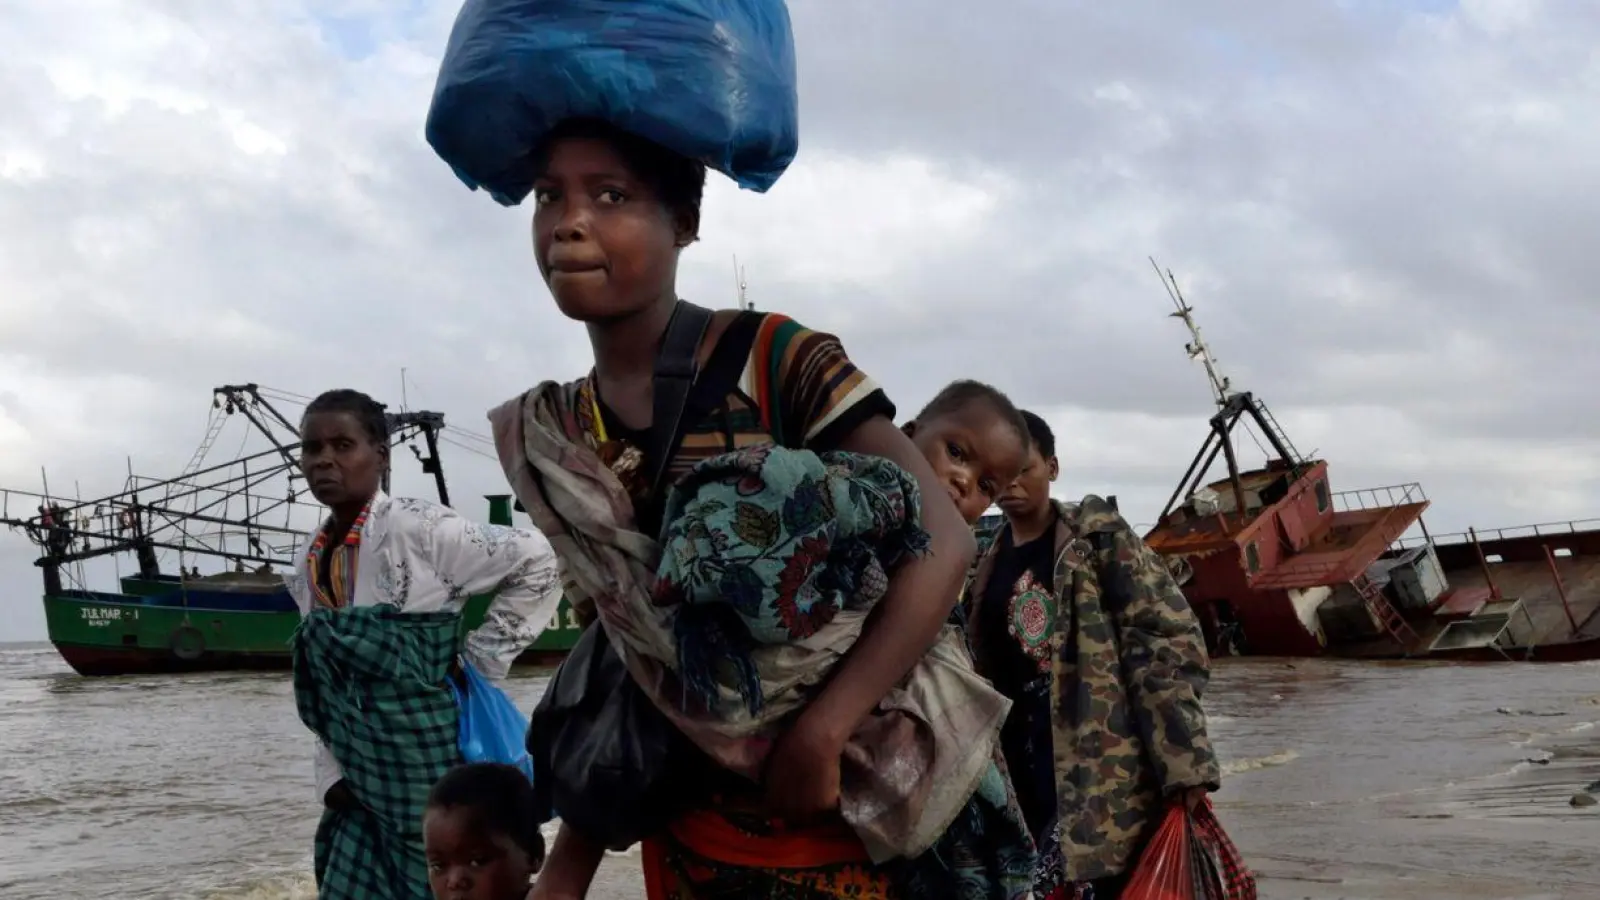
[964,411,1220,900]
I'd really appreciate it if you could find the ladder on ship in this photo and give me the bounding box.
[178,411,229,479]
[161,410,230,509]
[1251,398,1306,468]
[1352,572,1418,652]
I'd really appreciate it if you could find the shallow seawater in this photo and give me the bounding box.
[2,645,1597,899]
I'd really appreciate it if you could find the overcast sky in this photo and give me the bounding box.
[2,0,1597,642]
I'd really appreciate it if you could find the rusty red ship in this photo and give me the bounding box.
[1141,266,1600,662]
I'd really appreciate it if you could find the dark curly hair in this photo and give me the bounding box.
[426,763,547,867]
[915,379,1030,454]
[301,389,388,446]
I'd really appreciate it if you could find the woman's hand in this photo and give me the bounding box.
[762,708,847,820]
[525,822,603,900]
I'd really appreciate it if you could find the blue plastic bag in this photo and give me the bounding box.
[425,0,799,205]
[447,657,536,781]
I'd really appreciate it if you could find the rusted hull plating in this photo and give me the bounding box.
[1190,519,1600,663]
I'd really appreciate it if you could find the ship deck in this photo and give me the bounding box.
[1145,469,1291,556]
[1335,554,1600,660]
[1438,555,1600,645]
[1145,511,1254,557]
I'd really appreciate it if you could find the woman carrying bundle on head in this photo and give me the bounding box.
[428,2,1039,895]
[484,113,1041,900]
[289,389,565,900]
[485,110,1054,898]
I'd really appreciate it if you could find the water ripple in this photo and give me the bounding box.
[2,648,1598,897]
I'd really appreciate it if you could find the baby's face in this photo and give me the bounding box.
[909,404,1028,525]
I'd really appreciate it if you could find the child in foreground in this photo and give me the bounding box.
[424,763,546,900]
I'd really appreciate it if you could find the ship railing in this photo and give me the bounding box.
[1,487,25,523]
[0,485,57,519]
[1395,518,1600,550]
[1331,482,1428,513]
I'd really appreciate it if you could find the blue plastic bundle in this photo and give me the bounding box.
[446,657,536,781]
[426,0,799,206]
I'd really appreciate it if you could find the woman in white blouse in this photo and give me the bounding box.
[288,388,563,899]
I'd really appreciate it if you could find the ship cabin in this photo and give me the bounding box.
[1146,456,1436,655]
[1141,392,1433,657]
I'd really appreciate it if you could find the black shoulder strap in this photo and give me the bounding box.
[644,301,714,495]
[1060,523,1119,607]
[509,304,715,517]
[1087,529,1118,597]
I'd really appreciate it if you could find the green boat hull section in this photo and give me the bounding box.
[44,590,581,676]
[41,494,581,676]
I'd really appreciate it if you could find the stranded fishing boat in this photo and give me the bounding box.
[1141,265,1600,662]
[0,384,580,676]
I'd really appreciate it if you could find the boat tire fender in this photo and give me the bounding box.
[170,625,205,661]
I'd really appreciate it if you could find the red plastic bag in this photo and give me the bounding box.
[1188,799,1256,900]
[1122,799,1256,900]
[1121,804,1196,900]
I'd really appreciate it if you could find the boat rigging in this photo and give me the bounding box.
[0,384,450,595]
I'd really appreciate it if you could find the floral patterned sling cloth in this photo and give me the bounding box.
[653,444,930,716]
[652,445,1037,898]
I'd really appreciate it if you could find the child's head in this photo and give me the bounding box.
[423,763,546,900]
[904,380,1031,525]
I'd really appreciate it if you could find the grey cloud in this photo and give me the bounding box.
[784,1,1600,445]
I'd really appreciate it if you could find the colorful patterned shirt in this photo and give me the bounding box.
[579,310,894,535]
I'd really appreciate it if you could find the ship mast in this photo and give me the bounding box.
[0,385,452,595]
[1150,259,1311,522]
[734,255,752,311]
[1152,258,1233,408]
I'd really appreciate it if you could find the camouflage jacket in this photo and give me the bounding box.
[965,496,1220,880]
